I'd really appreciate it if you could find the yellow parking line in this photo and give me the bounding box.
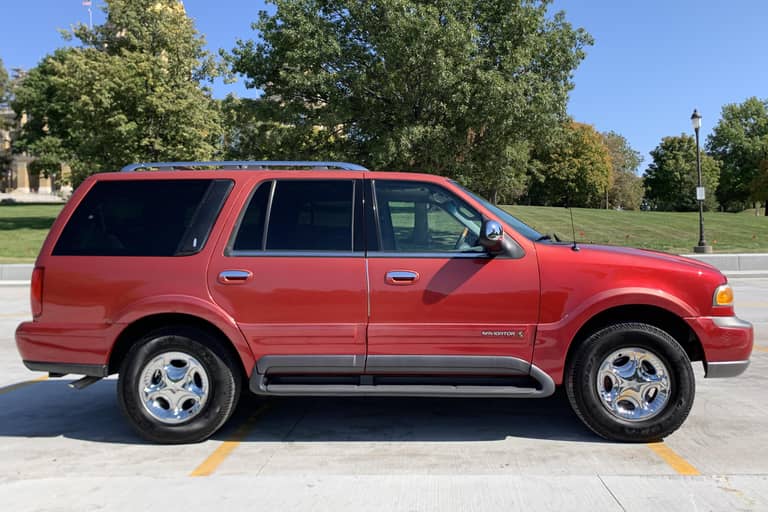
[754,345,768,353]
[647,442,700,476]
[0,375,49,395]
[190,404,271,477]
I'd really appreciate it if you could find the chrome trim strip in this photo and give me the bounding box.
[710,316,753,329]
[121,161,369,172]
[705,360,750,378]
[228,250,365,258]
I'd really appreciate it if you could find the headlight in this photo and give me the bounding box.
[713,284,734,307]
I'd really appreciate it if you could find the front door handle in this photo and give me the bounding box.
[385,270,419,285]
[218,270,253,284]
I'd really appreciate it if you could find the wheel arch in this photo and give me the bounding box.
[108,313,250,379]
[564,304,704,376]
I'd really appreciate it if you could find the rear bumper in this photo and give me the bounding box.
[15,321,114,369]
[23,361,108,377]
[685,315,754,378]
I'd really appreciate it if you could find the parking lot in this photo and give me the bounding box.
[1,279,767,511]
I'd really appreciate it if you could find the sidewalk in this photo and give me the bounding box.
[1,254,767,283]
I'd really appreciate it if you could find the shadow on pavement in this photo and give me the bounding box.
[0,379,603,445]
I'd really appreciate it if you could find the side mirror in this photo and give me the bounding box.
[479,219,504,252]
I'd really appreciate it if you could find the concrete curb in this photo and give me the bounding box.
[2,254,768,283]
[0,264,33,281]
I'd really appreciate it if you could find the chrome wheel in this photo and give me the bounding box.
[138,351,210,424]
[596,347,671,422]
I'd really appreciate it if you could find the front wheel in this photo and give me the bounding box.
[117,326,241,444]
[565,322,695,442]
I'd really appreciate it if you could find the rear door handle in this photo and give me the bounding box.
[218,270,253,284]
[385,270,419,285]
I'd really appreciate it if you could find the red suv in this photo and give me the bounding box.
[15,161,753,444]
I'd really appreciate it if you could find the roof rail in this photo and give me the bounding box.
[120,161,369,172]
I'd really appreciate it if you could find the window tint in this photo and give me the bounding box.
[266,180,354,251]
[374,181,483,253]
[54,180,222,256]
[232,181,272,251]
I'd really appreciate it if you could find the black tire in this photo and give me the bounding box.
[117,326,241,444]
[565,322,695,442]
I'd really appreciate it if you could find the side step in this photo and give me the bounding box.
[249,355,556,398]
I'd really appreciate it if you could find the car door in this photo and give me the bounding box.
[208,177,367,371]
[365,178,540,373]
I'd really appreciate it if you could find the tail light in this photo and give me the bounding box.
[31,266,44,317]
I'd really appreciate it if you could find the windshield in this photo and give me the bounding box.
[454,183,543,241]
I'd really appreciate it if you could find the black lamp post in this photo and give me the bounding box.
[691,109,712,253]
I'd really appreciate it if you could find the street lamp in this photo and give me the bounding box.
[691,109,712,253]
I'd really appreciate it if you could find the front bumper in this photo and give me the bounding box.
[685,315,754,378]
[705,360,750,378]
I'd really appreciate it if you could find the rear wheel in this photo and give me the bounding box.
[117,326,241,444]
[566,322,695,442]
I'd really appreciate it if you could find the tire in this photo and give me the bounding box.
[565,322,695,442]
[117,326,241,444]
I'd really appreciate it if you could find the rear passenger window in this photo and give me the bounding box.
[231,180,355,252]
[53,180,230,256]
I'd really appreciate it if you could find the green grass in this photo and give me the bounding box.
[0,203,766,262]
[504,205,768,254]
[0,204,64,263]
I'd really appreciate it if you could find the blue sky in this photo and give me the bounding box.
[1,0,766,171]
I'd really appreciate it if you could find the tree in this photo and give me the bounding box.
[227,0,592,202]
[706,97,768,213]
[12,0,222,187]
[528,122,611,207]
[643,134,720,211]
[0,57,9,104]
[601,131,643,210]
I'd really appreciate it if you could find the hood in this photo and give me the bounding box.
[576,244,722,275]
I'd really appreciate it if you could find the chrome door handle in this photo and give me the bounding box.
[218,270,252,284]
[385,270,419,285]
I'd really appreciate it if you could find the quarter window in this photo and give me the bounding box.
[53,179,229,256]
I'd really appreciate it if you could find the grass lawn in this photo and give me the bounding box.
[0,204,65,263]
[505,206,768,254]
[0,203,766,262]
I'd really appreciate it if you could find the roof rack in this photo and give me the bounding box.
[120,161,369,172]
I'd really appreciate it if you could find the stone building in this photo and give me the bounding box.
[1,105,64,196]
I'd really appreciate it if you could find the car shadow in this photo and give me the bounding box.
[0,379,604,445]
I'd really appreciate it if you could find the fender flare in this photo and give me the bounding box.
[109,294,255,374]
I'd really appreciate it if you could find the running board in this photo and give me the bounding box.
[249,355,556,398]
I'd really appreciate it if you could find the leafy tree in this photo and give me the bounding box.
[706,97,768,213]
[643,134,720,211]
[0,57,9,104]
[528,122,611,207]
[601,131,643,210]
[12,0,222,187]
[227,0,592,202]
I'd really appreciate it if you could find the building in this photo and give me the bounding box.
[1,105,65,197]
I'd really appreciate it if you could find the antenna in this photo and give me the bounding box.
[569,207,580,252]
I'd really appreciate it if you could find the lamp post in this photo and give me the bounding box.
[691,109,712,253]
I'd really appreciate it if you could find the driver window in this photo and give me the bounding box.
[374,180,483,253]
